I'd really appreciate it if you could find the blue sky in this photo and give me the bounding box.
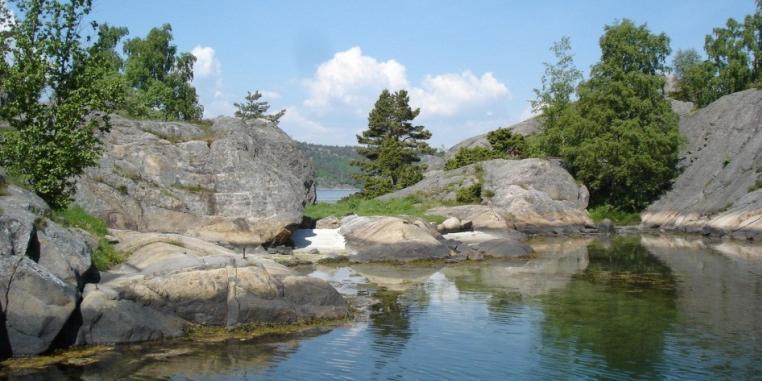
[90,0,756,147]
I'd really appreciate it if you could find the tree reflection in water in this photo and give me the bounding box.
[540,237,678,378]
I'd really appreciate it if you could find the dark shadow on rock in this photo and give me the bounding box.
[46,297,83,354]
[0,302,12,359]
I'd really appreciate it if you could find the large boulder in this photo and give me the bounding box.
[642,89,762,239]
[0,256,78,357]
[339,215,451,262]
[0,182,98,357]
[76,230,348,345]
[381,159,592,234]
[75,116,315,246]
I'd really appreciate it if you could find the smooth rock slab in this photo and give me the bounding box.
[339,215,450,262]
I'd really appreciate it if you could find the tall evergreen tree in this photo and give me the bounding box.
[353,89,432,197]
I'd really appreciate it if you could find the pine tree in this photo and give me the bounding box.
[353,89,432,197]
[234,91,285,124]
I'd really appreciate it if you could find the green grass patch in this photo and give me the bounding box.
[305,195,447,224]
[52,205,124,270]
[588,204,641,225]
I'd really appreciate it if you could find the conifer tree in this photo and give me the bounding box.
[353,89,432,197]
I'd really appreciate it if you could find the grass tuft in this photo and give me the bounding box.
[588,204,641,225]
[305,195,446,224]
[52,205,124,270]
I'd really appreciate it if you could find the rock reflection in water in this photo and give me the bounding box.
[539,237,678,379]
[7,235,762,380]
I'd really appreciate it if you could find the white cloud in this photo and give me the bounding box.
[301,47,509,119]
[190,45,235,118]
[304,46,408,110]
[191,46,221,78]
[410,71,509,117]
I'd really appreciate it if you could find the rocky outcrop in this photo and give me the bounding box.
[339,215,451,262]
[642,89,762,239]
[444,117,541,163]
[76,230,348,346]
[75,116,315,246]
[381,159,592,234]
[0,256,78,356]
[0,182,96,357]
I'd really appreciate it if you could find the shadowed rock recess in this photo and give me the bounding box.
[75,116,316,246]
[642,89,762,240]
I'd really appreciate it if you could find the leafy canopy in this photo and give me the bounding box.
[529,36,583,157]
[0,0,125,208]
[352,89,433,198]
[123,24,203,120]
[533,19,680,212]
[672,2,761,106]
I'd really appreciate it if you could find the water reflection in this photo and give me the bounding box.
[6,236,762,380]
[540,237,678,379]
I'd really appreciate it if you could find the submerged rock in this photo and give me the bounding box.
[75,116,315,246]
[643,89,762,239]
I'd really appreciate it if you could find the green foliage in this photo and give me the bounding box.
[0,0,125,209]
[444,147,503,170]
[234,90,285,124]
[588,204,641,225]
[123,24,203,121]
[298,142,362,188]
[487,128,527,157]
[456,183,482,204]
[531,36,583,157]
[672,4,761,106]
[52,205,123,271]
[532,20,680,212]
[353,89,433,198]
[304,195,446,224]
[444,128,527,170]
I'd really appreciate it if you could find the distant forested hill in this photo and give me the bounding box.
[298,142,363,189]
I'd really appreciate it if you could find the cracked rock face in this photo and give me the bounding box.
[0,256,78,356]
[0,182,97,357]
[380,159,592,234]
[74,116,316,246]
[643,89,762,239]
[76,231,348,346]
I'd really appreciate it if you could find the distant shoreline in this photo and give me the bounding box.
[316,187,360,191]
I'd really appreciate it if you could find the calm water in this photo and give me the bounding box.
[8,236,762,380]
[316,188,357,203]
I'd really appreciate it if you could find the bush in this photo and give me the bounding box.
[444,147,503,170]
[52,205,124,270]
[588,204,641,225]
[456,183,482,204]
[487,128,527,157]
